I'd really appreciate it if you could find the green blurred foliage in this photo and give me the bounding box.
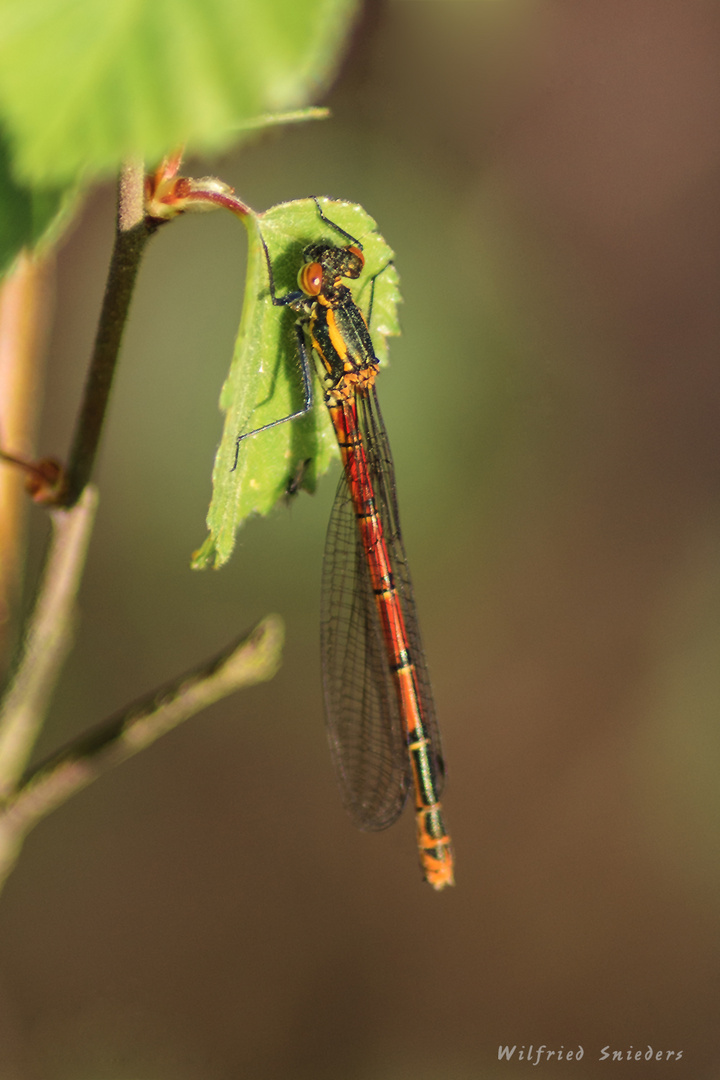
[0,0,358,184]
[0,0,358,274]
[0,123,78,276]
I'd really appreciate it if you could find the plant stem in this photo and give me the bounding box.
[0,614,284,890]
[0,486,98,796]
[0,253,56,669]
[63,160,155,506]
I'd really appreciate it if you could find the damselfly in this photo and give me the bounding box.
[237,199,454,890]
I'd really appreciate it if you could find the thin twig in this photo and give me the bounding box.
[0,486,98,795]
[0,160,288,896]
[0,614,284,888]
[63,161,156,506]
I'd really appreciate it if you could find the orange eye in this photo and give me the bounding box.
[299,261,323,296]
[348,245,365,269]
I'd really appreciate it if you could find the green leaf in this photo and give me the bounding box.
[193,196,401,570]
[0,123,79,277]
[0,0,358,185]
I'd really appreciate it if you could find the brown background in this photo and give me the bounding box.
[2,1,720,1077]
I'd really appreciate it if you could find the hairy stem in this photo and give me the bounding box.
[63,160,155,506]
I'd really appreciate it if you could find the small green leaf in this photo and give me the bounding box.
[0,124,79,278]
[0,0,358,185]
[193,197,401,569]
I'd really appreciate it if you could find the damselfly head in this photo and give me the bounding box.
[300,243,365,292]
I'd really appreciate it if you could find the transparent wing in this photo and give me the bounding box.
[359,387,446,793]
[321,470,411,831]
[320,384,445,831]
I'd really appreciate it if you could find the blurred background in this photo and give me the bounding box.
[1,0,720,1076]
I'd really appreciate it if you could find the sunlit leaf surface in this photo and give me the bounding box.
[193,197,401,569]
[0,0,358,184]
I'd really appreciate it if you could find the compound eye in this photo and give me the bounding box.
[346,246,365,278]
[299,261,323,296]
[348,245,365,268]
